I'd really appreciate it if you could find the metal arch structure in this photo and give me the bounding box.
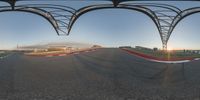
[0,0,77,35]
[0,0,200,49]
[68,3,182,50]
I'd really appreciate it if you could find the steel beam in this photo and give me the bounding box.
[0,0,200,49]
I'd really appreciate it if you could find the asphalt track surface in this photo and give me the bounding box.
[0,48,200,100]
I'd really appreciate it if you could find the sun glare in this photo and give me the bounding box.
[167,47,173,51]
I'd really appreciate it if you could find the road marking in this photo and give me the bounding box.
[194,58,200,61]
[149,59,191,64]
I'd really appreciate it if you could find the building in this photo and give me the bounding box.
[135,46,152,51]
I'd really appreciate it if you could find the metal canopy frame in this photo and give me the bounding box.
[0,0,200,49]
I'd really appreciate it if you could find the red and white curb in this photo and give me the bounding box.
[131,54,193,64]
[122,49,200,64]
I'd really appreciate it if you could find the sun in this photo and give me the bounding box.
[167,47,173,52]
[167,47,172,51]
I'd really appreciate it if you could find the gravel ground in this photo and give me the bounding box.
[0,48,200,100]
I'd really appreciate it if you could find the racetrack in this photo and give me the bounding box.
[0,48,200,100]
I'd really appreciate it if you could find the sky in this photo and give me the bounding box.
[0,1,200,50]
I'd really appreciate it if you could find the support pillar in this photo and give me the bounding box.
[162,42,167,50]
[162,43,167,50]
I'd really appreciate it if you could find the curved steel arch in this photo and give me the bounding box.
[0,0,200,49]
[0,1,77,35]
[68,3,183,49]
[15,4,76,35]
[0,8,60,35]
[168,7,200,41]
[120,3,181,49]
[68,4,160,35]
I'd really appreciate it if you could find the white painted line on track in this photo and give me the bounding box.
[194,58,200,61]
[149,59,191,64]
